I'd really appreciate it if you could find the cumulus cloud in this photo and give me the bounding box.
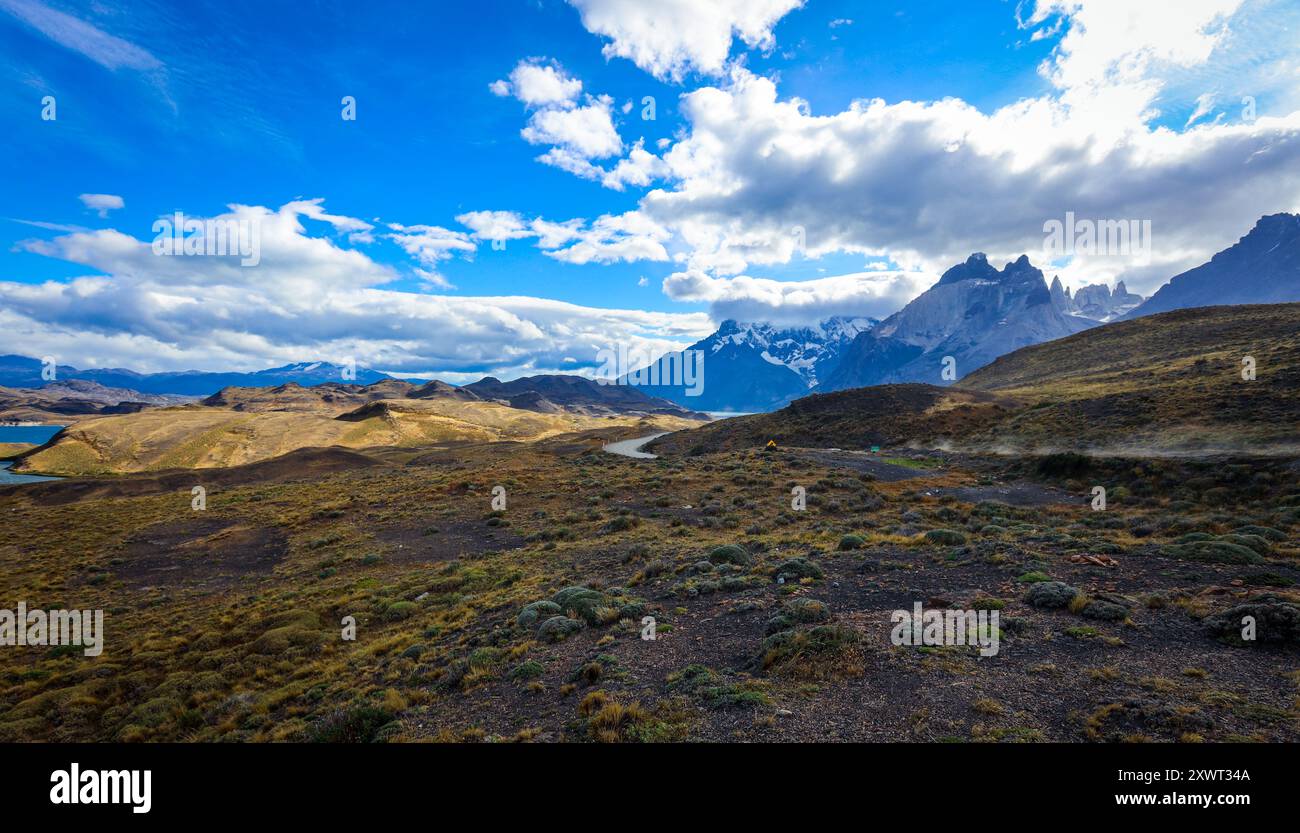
[1027,0,1243,97]
[2,200,712,378]
[491,59,584,106]
[79,193,124,217]
[567,0,805,81]
[463,0,1300,323]
[630,56,1300,297]
[600,139,669,190]
[662,268,934,326]
[521,95,622,158]
[493,58,625,180]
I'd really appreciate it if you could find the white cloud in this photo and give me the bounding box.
[387,222,477,288]
[288,198,374,235]
[455,209,669,265]
[1028,0,1243,97]
[629,61,1300,297]
[0,0,161,71]
[521,95,622,158]
[567,0,805,81]
[78,193,124,218]
[600,139,669,190]
[455,210,536,242]
[493,59,584,106]
[662,268,933,326]
[1184,92,1218,127]
[493,58,626,180]
[1,200,712,379]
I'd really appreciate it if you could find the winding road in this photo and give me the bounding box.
[602,432,668,459]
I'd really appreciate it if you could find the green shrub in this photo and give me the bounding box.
[508,660,544,681]
[707,544,752,566]
[551,586,610,624]
[537,615,583,642]
[383,601,418,621]
[774,557,824,582]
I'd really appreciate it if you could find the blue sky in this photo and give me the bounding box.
[1,0,1299,379]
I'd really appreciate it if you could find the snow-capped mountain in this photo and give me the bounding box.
[622,315,878,412]
[702,317,877,386]
[1050,276,1144,322]
[0,356,395,395]
[820,253,1096,391]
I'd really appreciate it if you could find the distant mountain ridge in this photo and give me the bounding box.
[3,214,1292,417]
[1127,212,1300,318]
[620,315,877,413]
[464,374,706,418]
[10,373,708,475]
[1050,276,1143,322]
[0,356,396,396]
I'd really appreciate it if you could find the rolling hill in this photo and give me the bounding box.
[12,396,702,476]
[10,374,707,476]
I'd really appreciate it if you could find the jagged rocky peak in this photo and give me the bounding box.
[936,252,999,285]
[1049,275,1072,309]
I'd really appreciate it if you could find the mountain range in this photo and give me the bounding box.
[656,301,1300,457]
[621,316,875,413]
[2,213,1295,416]
[0,356,395,395]
[821,253,1099,391]
[637,212,1300,411]
[1050,276,1143,321]
[637,254,1130,411]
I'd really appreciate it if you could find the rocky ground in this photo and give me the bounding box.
[0,431,1297,743]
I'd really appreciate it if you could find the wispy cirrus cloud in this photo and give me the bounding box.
[0,0,161,71]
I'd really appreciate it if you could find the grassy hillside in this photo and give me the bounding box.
[652,384,1015,455]
[14,399,700,476]
[0,443,35,460]
[959,303,1300,453]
